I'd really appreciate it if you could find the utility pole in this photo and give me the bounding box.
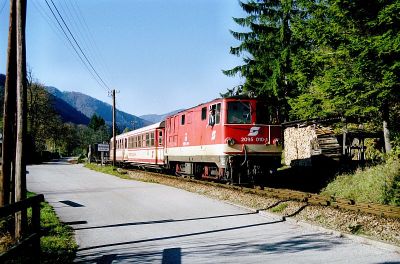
[1,0,17,207]
[112,89,116,167]
[15,0,28,238]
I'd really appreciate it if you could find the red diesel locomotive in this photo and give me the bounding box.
[110,97,282,184]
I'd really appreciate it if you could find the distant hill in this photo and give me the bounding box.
[49,93,90,125]
[45,86,151,129]
[140,109,184,123]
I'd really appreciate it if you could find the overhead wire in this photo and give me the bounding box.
[70,0,113,85]
[48,0,111,92]
[62,0,112,87]
[31,0,67,45]
[0,0,7,16]
[42,0,108,92]
[58,0,94,67]
[41,0,111,92]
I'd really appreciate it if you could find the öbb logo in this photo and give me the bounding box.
[248,127,260,137]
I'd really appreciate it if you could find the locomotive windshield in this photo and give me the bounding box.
[227,101,251,124]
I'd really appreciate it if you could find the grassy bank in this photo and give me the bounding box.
[1,192,77,263]
[39,193,78,263]
[85,163,131,179]
[321,157,400,206]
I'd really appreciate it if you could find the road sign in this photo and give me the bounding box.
[97,144,110,152]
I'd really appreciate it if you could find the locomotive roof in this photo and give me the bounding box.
[115,121,165,139]
[168,96,256,117]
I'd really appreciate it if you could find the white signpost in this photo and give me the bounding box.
[97,144,110,152]
[97,144,110,165]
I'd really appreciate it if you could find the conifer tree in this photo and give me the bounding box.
[224,0,303,122]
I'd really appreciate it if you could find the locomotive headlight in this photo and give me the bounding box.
[225,137,235,146]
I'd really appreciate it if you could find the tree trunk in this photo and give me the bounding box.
[383,100,392,153]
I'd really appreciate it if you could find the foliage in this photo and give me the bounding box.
[224,0,305,121]
[38,196,78,263]
[88,114,105,131]
[271,202,288,213]
[85,164,131,179]
[24,75,112,159]
[321,156,400,205]
[225,0,399,138]
[289,0,400,126]
[26,80,65,160]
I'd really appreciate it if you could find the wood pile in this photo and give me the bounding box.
[284,125,341,166]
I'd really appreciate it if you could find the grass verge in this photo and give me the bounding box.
[85,163,131,179]
[37,192,78,263]
[321,157,400,205]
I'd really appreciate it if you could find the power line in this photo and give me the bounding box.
[70,0,113,85]
[48,0,111,92]
[31,1,66,44]
[43,0,109,92]
[0,0,7,15]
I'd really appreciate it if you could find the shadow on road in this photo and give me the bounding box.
[73,211,259,231]
[76,233,342,263]
[77,219,285,252]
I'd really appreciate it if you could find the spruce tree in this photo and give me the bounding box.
[224,0,303,122]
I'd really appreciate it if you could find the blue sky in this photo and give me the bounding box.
[0,0,245,116]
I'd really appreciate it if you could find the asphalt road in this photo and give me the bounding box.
[27,162,400,263]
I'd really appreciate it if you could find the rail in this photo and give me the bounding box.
[201,181,400,219]
[130,169,400,219]
[0,194,44,263]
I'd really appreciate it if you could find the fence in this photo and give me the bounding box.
[0,194,44,263]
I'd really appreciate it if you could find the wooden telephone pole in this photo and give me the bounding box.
[1,0,28,239]
[112,89,116,167]
[15,0,28,238]
[1,0,17,207]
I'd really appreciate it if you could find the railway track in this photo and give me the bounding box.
[124,168,400,219]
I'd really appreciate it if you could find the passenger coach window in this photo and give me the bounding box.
[146,133,150,146]
[150,132,155,146]
[227,101,251,124]
[181,115,185,125]
[158,131,163,146]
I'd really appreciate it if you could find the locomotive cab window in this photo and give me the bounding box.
[201,107,207,120]
[208,103,221,126]
[227,101,251,124]
[181,115,185,125]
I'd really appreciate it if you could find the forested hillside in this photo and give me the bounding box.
[45,87,151,129]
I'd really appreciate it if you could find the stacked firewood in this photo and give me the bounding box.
[284,125,341,166]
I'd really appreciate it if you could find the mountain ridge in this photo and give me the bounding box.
[45,86,152,129]
[140,109,184,123]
